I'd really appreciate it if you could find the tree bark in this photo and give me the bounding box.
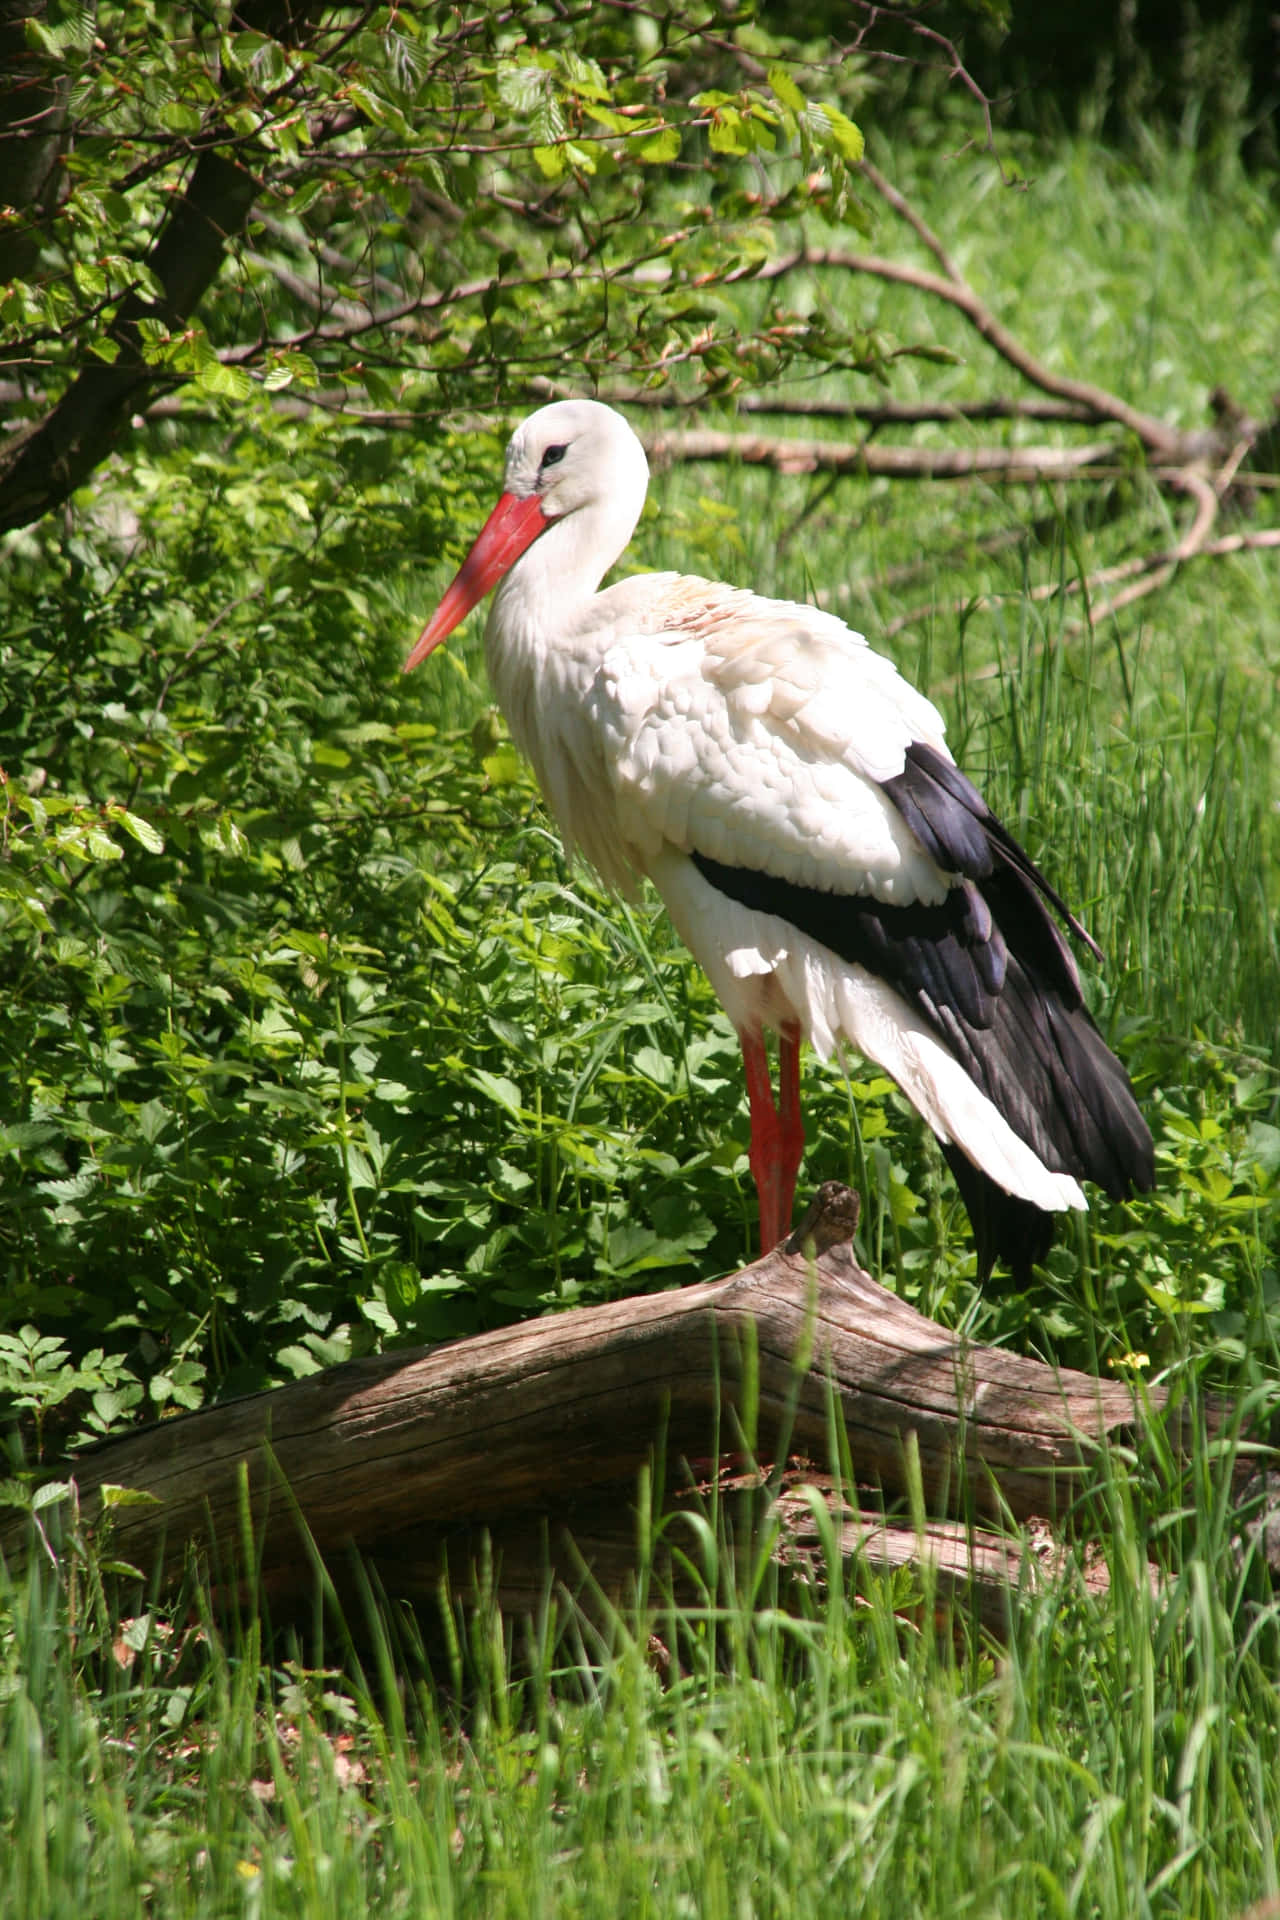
[8,1184,1240,1631]
[0,0,326,534]
[0,0,75,283]
[0,148,263,533]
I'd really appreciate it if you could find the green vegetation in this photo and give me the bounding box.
[3,1390,1279,1917]
[2,116,1276,1415]
[1,1,1279,1911]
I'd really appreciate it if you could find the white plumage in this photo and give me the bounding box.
[405,399,1153,1275]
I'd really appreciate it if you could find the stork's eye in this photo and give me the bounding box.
[539,444,568,473]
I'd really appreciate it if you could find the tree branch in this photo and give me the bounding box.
[536,378,1105,428]
[646,426,1122,484]
[880,523,1280,647]
[0,0,331,535]
[752,244,1197,461]
[0,147,264,535]
[0,0,73,282]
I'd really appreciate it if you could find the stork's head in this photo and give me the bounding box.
[404,400,648,671]
[503,399,649,519]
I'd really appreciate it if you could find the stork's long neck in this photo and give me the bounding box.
[488,481,645,661]
[483,480,647,894]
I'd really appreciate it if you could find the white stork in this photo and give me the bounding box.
[404,399,1154,1278]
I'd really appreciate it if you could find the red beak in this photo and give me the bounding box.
[403,490,548,672]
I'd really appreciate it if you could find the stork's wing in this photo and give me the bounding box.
[591,579,956,908]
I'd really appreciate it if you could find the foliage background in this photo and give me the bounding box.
[0,0,1277,1449]
[2,8,1280,1919]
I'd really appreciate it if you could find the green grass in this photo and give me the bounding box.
[1,115,1279,1918]
[3,1389,1279,1918]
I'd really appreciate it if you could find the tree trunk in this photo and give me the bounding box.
[10,1184,1251,1632]
[0,0,325,534]
[0,0,76,283]
[0,148,263,533]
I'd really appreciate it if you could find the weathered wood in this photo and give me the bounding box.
[2,1185,1171,1623]
[770,1480,1122,1638]
[354,1471,1118,1642]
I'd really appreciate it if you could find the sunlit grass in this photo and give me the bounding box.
[3,1383,1280,1918]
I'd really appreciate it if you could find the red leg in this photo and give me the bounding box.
[777,1021,804,1230]
[740,1024,806,1251]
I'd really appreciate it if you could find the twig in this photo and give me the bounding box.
[242,253,374,328]
[878,528,1280,647]
[860,156,961,280]
[1077,462,1227,627]
[1082,490,1209,625]
[533,378,1104,428]
[733,393,1103,428]
[251,214,406,304]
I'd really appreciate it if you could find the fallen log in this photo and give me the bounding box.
[6,1185,1267,1631]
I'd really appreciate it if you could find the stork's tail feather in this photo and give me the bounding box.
[939,1144,1056,1286]
[940,990,1154,1283]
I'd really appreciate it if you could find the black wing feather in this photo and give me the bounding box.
[690,741,1153,1281]
[884,743,1103,963]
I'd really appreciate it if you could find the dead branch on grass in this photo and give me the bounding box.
[629,162,1278,632]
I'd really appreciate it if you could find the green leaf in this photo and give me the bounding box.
[111,807,165,854]
[707,107,749,157]
[470,1070,524,1118]
[99,1483,162,1510]
[636,126,681,163]
[634,1046,673,1088]
[160,99,203,134]
[767,64,806,114]
[73,259,108,299]
[196,359,252,400]
[31,1479,73,1513]
[84,827,123,861]
[814,102,864,162]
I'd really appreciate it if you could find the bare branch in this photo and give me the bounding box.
[1079,467,1220,627]
[732,393,1105,428]
[646,426,1122,484]
[879,517,1280,646]
[751,245,1192,461]
[251,212,408,305]
[539,379,1104,428]
[243,251,376,328]
[860,156,962,280]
